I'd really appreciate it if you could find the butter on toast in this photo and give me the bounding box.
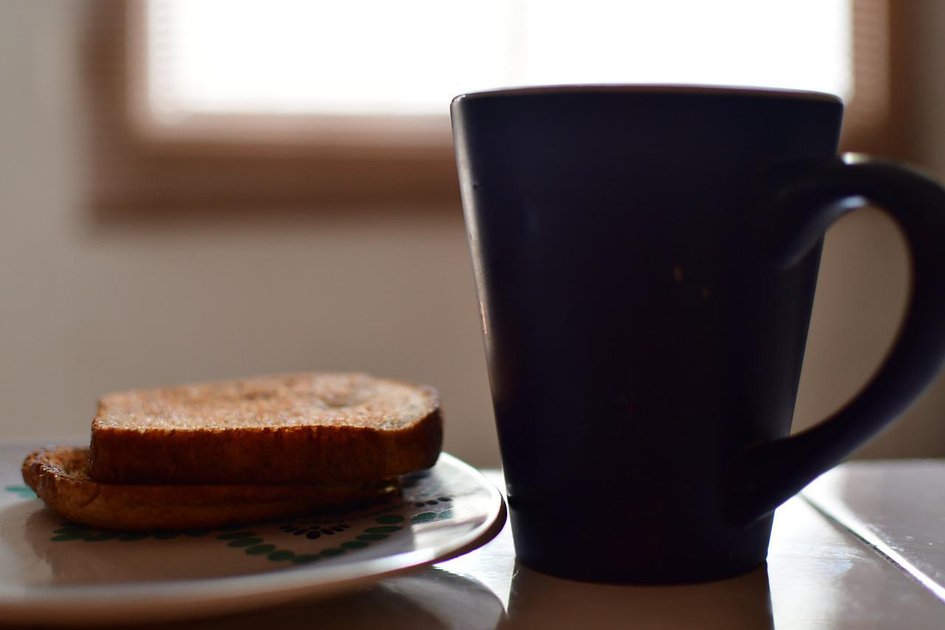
[23,446,399,530]
[88,372,443,484]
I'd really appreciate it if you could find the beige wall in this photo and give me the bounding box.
[1,2,943,467]
[793,0,945,456]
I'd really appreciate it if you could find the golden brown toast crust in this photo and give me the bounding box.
[23,446,399,531]
[88,372,442,484]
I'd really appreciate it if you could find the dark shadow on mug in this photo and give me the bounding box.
[501,561,773,630]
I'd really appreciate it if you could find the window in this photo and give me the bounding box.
[85,0,896,217]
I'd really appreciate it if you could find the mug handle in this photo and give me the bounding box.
[730,154,945,524]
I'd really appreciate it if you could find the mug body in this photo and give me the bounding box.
[451,86,843,582]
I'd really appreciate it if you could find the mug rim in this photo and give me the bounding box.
[451,84,841,106]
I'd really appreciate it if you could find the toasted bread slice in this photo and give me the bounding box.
[88,372,443,484]
[23,446,399,531]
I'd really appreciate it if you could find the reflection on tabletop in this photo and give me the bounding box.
[0,566,504,630]
[503,563,772,630]
[803,460,945,601]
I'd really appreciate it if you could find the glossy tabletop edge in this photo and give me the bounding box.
[801,460,945,606]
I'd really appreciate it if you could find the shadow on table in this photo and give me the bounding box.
[0,567,505,630]
[502,562,774,630]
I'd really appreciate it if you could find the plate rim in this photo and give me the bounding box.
[0,447,507,624]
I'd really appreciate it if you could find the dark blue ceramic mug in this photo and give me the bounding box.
[451,86,945,583]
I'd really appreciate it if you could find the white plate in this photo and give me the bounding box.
[0,441,506,625]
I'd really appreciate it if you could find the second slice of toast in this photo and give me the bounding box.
[25,446,398,530]
[88,372,442,484]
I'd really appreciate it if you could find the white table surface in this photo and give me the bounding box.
[3,465,943,630]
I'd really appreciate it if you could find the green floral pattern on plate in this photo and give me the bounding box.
[4,485,36,499]
[34,474,458,564]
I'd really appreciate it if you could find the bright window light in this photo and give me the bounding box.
[145,0,852,120]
